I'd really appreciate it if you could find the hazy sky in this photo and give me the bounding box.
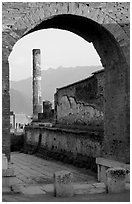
[9,29,101,81]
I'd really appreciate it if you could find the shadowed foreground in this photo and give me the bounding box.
[2,153,130,202]
[3,190,130,202]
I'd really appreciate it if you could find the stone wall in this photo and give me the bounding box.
[25,126,103,171]
[55,70,104,128]
[2,62,10,160]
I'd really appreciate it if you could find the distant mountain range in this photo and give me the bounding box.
[10,89,32,114]
[10,65,103,115]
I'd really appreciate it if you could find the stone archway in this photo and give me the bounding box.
[2,2,130,162]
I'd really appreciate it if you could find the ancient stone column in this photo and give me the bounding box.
[106,167,126,193]
[32,49,42,120]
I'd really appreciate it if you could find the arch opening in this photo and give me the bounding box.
[3,9,129,163]
[22,14,129,162]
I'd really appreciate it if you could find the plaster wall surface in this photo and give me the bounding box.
[55,70,104,128]
[25,126,103,170]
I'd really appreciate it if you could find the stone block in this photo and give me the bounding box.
[2,176,9,188]
[97,164,101,181]
[2,168,15,177]
[41,184,54,193]
[125,183,130,191]
[54,171,74,197]
[106,167,126,193]
[20,185,46,195]
[2,186,11,193]
[96,157,129,169]
[100,166,108,185]
[11,184,22,193]
[2,160,17,193]
[96,157,130,184]
[2,175,17,188]
[74,183,106,195]
[126,172,130,183]
[2,154,8,169]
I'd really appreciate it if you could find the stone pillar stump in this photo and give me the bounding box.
[54,171,74,197]
[106,167,126,193]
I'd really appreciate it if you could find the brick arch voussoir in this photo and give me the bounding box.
[11,3,128,35]
[77,4,130,65]
[2,29,22,61]
[10,2,129,64]
[10,3,98,36]
[101,13,129,65]
[12,3,79,36]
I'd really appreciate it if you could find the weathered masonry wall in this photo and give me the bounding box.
[54,70,104,128]
[24,126,103,171]
[2,62,10,160]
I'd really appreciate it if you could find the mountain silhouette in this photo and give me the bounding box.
[10,89,32,114]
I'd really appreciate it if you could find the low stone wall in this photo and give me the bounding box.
[24,126,103,171]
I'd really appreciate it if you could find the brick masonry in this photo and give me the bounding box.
[2,2,130,162]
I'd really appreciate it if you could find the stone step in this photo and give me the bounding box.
[3,182,130,195]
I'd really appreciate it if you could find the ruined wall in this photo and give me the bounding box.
[2,61,10,160]
[55,70,104,128]
[25,126,103,170]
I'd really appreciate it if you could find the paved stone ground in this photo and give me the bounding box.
[2,190,130,202]
[10,152,97,185]
[2,152,130,202]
